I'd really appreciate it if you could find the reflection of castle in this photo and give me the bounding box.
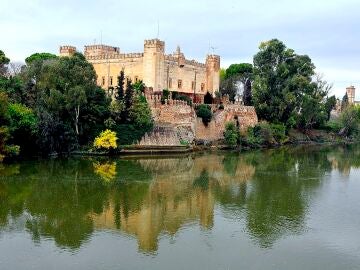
[91,155,255,252]
[60,39,220,102]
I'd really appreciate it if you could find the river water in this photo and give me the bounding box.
[0,145,359,270]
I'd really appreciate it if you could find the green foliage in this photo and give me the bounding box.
[220,63,253,103]
[25,52,57,65]
[180,139,189,146]
[115,69,125,101]
[196,104,212,126]
[161,88,170,104]
[8,103,38,155]
[252,39,331,130]
[0,50,10,76]
[246,122,287,147]
[224,63,253,80]
[341,93,349,111]
[338,106,360,138]
[0,91,19,161]
[224,122,239,147]
[172,91,192,105]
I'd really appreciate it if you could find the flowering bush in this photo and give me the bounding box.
[93,129,118,150]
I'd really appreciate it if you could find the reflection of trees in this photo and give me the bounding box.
[0,145,359,252]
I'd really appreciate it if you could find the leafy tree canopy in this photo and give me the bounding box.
[25,52,58,65]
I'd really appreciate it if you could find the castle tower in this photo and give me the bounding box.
[206,55,220,95]
[143,39,165,91]
[346,85,355,104]
[59,46,76,57]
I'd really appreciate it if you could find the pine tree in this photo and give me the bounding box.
[123,78,134,121]
[341,93,349,111]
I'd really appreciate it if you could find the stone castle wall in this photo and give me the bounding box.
[138,94,258,145]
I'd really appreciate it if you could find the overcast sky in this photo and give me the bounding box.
[1,0,359,98]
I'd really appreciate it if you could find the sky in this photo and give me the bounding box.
[1,0,359,98]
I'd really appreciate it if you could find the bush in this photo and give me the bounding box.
[270,123,287,143]
[196,104,212,125]
[224,122,239,147]
[245,122,287,147]
[93,129,118,150]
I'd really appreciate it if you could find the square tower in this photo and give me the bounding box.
[143,39,165,91]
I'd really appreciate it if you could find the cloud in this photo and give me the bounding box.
[0,0,359,98]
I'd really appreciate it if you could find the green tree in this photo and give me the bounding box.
[196,104,212,125]
[115,69,125,101]
[224,122,239,147]
[25,53,57,65]
[8,103,38,155]
[0,50,10,76]
[252,39,330,129]
[221,63,253,103]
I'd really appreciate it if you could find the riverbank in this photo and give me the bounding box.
[70,129,354,157]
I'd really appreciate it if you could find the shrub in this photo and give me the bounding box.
[196,104,212,125]
[93,129,118,150]
[224,122,239,147]
[245,122,288,147]
[338,106,360,137]
[270,123,287,143]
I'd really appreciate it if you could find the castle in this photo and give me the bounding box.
[59,39,220,102]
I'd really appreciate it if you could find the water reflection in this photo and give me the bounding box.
[0,145,359,252]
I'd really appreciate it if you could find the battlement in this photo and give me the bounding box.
[145,93,191,108]
[165,55,206,68]
[86,53,144,61]
[59,45,76,57]
[144,39,165,52]
[206,54,220,61]
[84,44,120,58]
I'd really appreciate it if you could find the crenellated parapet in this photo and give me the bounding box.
[86,53,144,60]
[59,45,77,57]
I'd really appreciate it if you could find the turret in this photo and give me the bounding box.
[59,46,76,57]
[346,85,355,104]
[206,54,220,95]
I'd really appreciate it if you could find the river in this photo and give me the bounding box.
[0,145,359,269]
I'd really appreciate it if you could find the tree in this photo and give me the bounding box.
[8,103,37,155]
[220,63,253,103]
[93,129,118,150]
[324,95,337,121]
[115,69,125,101]
[25,53,57,65]
[65,86,87,135]
[196,104,212,125]
[204,92,213,104]
[0,50,10,76]
[0,91,19,161]
[224,122,239,147]
[341,93,349,111]
[252,39,331,129]
[31,52,110,153]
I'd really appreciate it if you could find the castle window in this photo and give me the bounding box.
[110,76,113,86]
[135,76,139,82]
[201,83,205,92]
[178,79,182,89]
[169,78,172,88]
[102,76,105,86]
[191,81,195,91]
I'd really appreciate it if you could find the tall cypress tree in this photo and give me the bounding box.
[116,69,125,101]
[123,78,134,121]
[243,79,253,106]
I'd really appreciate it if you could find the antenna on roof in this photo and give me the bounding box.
[156,20,160,39]
[211,46,218,54]
[100,30,103,45]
